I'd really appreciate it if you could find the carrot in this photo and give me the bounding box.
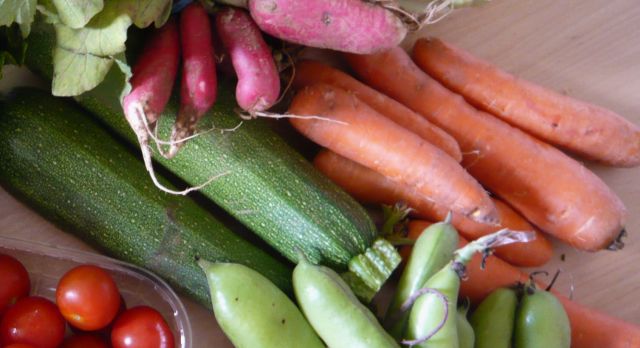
[314,150,552,267]
[293,60,462,162]
[412,37,640,167]
[247,0,407,54]
[216,7,280,113]
[169,2,218,158]
[345,48,627,252]
[289,84,498,224]
[408,220,640,348]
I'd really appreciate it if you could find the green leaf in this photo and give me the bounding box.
[52,0,103,29]
[0,0,37,37]
[119,0,172,28]
[0,24,27,78]
[50,0,171,96]
[51,1,131,96]
[51,45,113,96]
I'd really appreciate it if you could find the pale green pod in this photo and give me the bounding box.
[293,257,399,348]
[456,305,475,348]
[199,260,324,348]
[385,221,458,338]
[470,288,518,348]
[406,264,460,348]
[514,287,571,348]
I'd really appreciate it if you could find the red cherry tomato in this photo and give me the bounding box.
[111,306,175,348]
[61,334,110,348]
[56,265,121,331]
[3,343,38,348]
[0,254,30,314]
[0,296,65,348]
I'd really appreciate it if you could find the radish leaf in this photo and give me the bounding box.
[52,0,103,29]
[0,0,37,37]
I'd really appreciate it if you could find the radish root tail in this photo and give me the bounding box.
[128,103,230,195]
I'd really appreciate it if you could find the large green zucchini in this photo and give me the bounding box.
[0,88,292,306]
[21,20,399,299]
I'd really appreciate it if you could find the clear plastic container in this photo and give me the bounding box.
[0,235,192,348]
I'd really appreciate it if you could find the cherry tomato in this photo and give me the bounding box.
[61,334,110,348]
[111,306,175,348]
[56,265,121,331]
[0,296,65,348]
[0,254,30,314]
[3,343,38,348]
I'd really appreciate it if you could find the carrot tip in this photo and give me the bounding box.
[607,228,627,251]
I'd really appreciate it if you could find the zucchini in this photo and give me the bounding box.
[0,88,292,306]
[21,20,400,300]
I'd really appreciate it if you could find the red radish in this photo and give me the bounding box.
[216,7,280,113]
[122,19,191,195]
[168,2,218,158]
[248,0,407,54]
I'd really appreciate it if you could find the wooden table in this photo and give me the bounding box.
[1,0,638,345]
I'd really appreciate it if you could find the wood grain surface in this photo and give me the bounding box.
[1,0,638,346]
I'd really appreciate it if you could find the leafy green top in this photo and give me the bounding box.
[0,0,172,97]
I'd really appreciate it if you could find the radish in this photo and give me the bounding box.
[168,2,218,158]
[216,7,280,113]
[122,18,206,195]
[247,0,407,54]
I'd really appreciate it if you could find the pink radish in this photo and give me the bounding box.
[247,0,407,54]
[124,18,180,128]
[168,2,218,158]
[123,19,193,194]
[216,6,280,113]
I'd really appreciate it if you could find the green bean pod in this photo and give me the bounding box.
[405,229,533,348]
[406,264,460,348]
[470,288,518,348]
[457,304,474,348]
[199,260,324,348]
[514,285,571,348]
[293,256,399,348]
[385,221,458,338]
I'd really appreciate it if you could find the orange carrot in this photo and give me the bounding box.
[408,220,640,348]
[288,84,497,223]
[314,150,552,267]
[292,60,462,161]
[412,38,640,167]
[345,48,627,252]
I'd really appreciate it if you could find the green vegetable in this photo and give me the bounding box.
[470,287,518,348]
[456,304,474,348]
[514,284,571,348]
[198,260,323,348]
[385,220,458,338]
[21,18,399,301]
[293,255,399,348]
[406,229,534,347]
[0,88,292,306]
[406,262,460,348]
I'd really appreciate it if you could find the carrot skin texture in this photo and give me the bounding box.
[345,48,627,252]
[216,7,280,112]
[289,84,498,224]
[407,220,640,348]
[293,60,462,162]
[170,2,218,157]
[413,38,640,167]
[314,150,552,267]
[248,0,407,54]
[123,18,180,126]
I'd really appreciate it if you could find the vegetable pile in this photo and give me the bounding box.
[0,254,175,348]
[1,0,640,347]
